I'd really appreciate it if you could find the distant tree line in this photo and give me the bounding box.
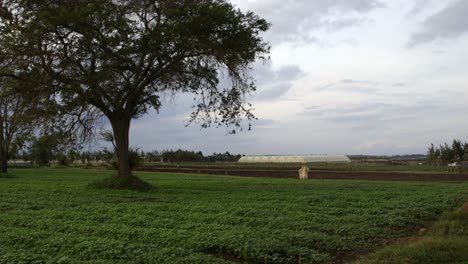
[156,150,242,163]
[14,133,243,167]
[426,140,468,165]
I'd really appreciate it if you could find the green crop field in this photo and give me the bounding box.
[0,169,467,263]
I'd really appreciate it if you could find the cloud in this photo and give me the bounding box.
[253,63,304,101]
[96,0,468,156]
[314,79,380,93]
[299,93,467,134]
[300,102,391,120]
[340,79,380,85]
[125,107,270,154]
[407,0,438,16]
[234,0,385,45]
[409,0,468,46]
[392,83,406,87]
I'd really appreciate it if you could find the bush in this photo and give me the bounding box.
[109,149,142,170]
[56,153,70,166]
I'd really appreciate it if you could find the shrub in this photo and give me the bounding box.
[109,148,142,170]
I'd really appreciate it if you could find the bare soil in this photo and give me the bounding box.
[138,166,468,182]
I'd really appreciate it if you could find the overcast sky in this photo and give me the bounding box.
[116,0,468,155]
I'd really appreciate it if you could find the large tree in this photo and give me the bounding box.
[0,2,41,173]
[1,2,69,173]
[6,0,269,185]
[0,82,35,172]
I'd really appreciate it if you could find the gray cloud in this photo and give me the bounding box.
[119,88,468,155]
[256,83,292,100]
[315,79,380,93]
[252,119,275,126]
[254,63,304,101]
[255,64,302,83]
[300,102,391,119]
[391,83,406,87]
[340,79,380,85]
[409,0,468,46]
[300,98,466,132]
[124,107,270,154]
[236,0,385,44]
[323,17,366,32]
[95,0,468,155]
[407,0,438,16]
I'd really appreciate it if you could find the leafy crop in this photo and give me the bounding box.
[0,169,466,263]
[357,203,468,263]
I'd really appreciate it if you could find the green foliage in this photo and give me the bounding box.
[0,77,38,172]
[0,168,467,263]
[74,149,243,164]
[356,205,468,264]
[426,139,468,165]
[55,153,69,166]
[158,149,241,162]
[27,132,84,167]
[204,152,243,162]
[29,135,60,166]
[106,148,143,170]
[160,149,204,163]
[99,130,116,149]
[463,144,468,162]
[128,149,143,169]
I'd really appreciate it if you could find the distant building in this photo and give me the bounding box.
[238,155,351,163]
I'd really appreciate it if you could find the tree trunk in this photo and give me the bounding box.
[110,117,131,179]
[0,156,7,173]
[0,115,6,173]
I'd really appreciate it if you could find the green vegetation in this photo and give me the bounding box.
[426,139,468,165]
[0,172,14,178]
[1,168,466,263]
[357,203,468,264]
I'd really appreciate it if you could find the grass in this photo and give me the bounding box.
[356,203,468,264]
[0,172,15,178]
[91,175,153,192]
[0,168,467,263]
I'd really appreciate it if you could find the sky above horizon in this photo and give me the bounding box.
[112,0,468,156]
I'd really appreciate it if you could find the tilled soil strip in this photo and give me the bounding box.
[138,167,468,182]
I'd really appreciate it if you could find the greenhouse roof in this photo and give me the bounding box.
[238,155,350,163]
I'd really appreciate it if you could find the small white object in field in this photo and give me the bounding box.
[298,164,309,180]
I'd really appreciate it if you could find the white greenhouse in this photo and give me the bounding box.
[238,155,351,163]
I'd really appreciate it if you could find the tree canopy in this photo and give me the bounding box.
[426,140,468,165]
[1,0,270,185]
[0,5,51,173]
